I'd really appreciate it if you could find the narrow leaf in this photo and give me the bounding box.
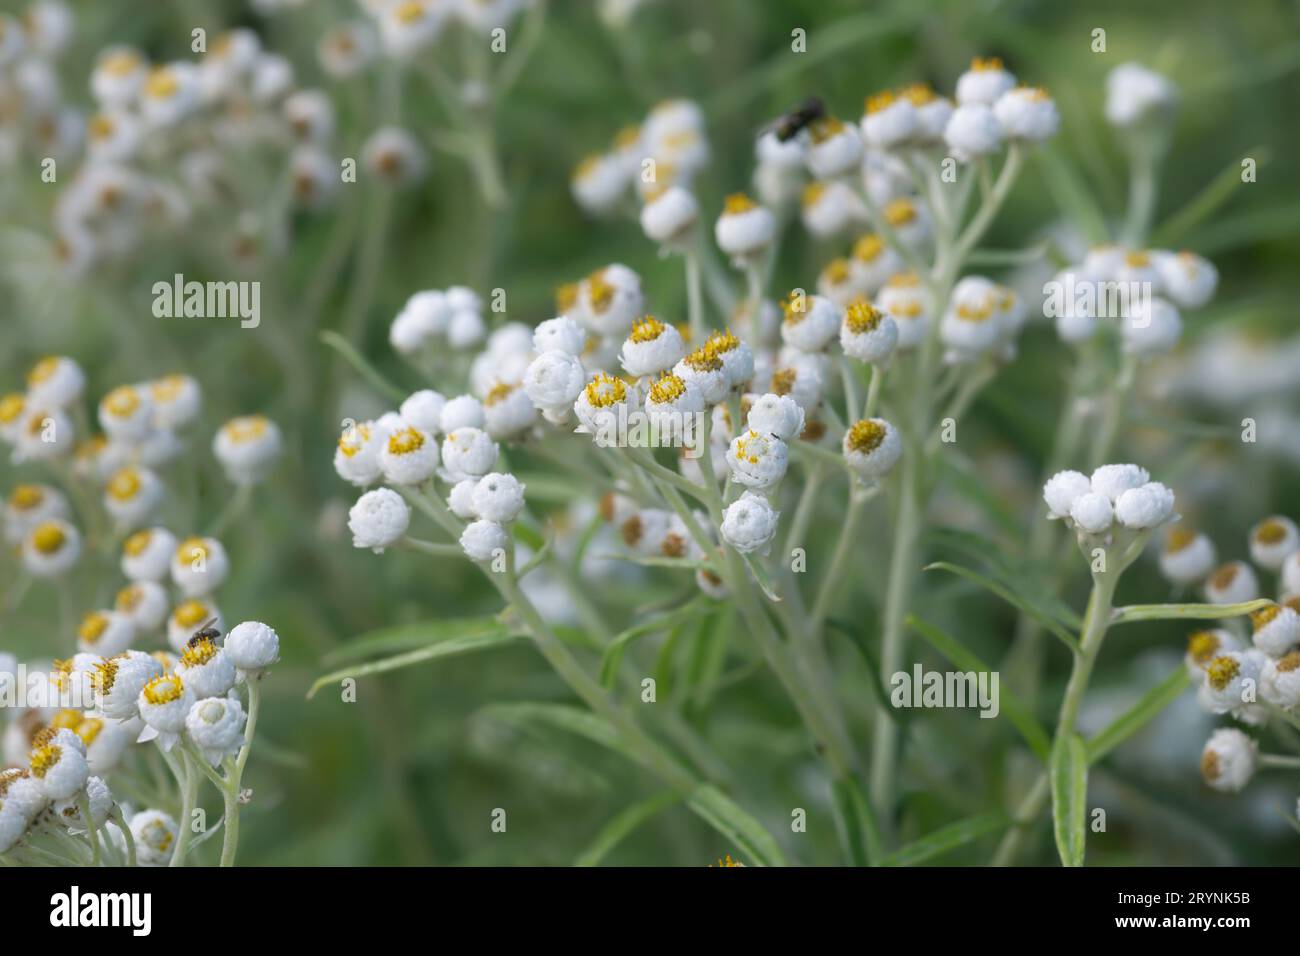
[925,562,1078,653]
[1050,733,1089,867]
[686,784,787,867]
[880,812,1010,867]
[574,792,681,866]
[1110,599,1272,626]
[318,330,406,402]
[323,616,510,666]
[308,627,522,699]
[830,777,882,866]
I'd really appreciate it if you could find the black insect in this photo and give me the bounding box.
[188,618,222,648]
[768,97,826,142]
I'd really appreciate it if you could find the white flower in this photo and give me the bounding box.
[362,126,428,186]
[1069,492,1114,535]
[471,473,526,524]
[696,568,730,600]
[1114,482,1175,529]
[674,351,729,406]
[460,519,509,562]
[1248,516,1299,571]
[441,427,499,479]
[399,391,447,434]
[620,509,672,557]
[483,383,538,439]
[1283,551,1300,597]
[447,479,479,519]
[1260,651,1300,709]
[148,374,202,429]
[390,290,449,355]
[176,636,236,699]
[102,466,163,529]
[29,737,89,801]
[840,300,898,365]
[379,424,440,485]
[115,579,169,632]
[170,536,230,596]
[746,393,805,442]
[1,768,48,824]
[640,186,699,245]
[944,103,1003,160]
[715,193,775,261]
[1090,463,1151,502]
[4,483,69,544]
[801,181,859,239]
[956,56,1017,105]
[574,373,632,435]
[284,89,335,144]
[90,652,162,720]
[140,63,200,128]
[1159,528,1217,584]
[571,152,628,215]
[91,46,148,107]
[98,385,152,443]
[877,274,930,349]
[524,350,587,411]
[1105,62,1178,128]
[1251,603,1299,658]
[881,197,931,248]
[439,395,486,432]
[121,527,176,581]
[1199,649,1266,715]
[904,85,954,142]
[213,415,282,485]
[22,519,80,578]
[54,775,113,834]
[334,420,386,487]
[1204,561,1259,605]
[1155,251,1217,309]
[860,93,917,149]
[318,22,377,78]
[1121,297,1182,357]
[533,316,586,356]
[720,491,779,554]
[848,234,904,294]
[250,53,294,104]
[129,809,178,866]
[378,0,446,58]
[136,673,193,752]
[779,293,841,352]
[349,487,410,553]
[940,290,1000,357]
[644,373,704,440]
[579,264,644,337]
[1199,728,1257,793]
[804,117,863,177]
[168,599,223,654]
[726,430,789,489]
[25,356,85,408]
[992,87,1059,141]
[225,620,281,675]
[843,418,902,481]
[1185,629,1241,678]
[186,697,247,766]
[1043,470,1092,520]
[704,330,754,389]
[77,610,135,656]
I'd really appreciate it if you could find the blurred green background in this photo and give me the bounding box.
[2,0,1299,864]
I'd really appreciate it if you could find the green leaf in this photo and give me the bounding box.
[1050,733,1089,867]
[741,552,782,602]
[906,615,1051,762]
[318,330,406,402]
[598,598,710,689]
[830,777,882,866]
[485,703,786,865]
[686,785,787,867]
[1036,146,1109,245]
[1087,668,1190,764]
[322,615,511,666]
[307,623,522,699]
[574,792,681,866]
[1150,147,1269,247]
[1109,599,1272,627]
[825,617,894,717]
[924,562,1078,653]
[880,812,1011,867]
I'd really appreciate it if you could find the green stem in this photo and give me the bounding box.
[219,678,261,867]
[169,752,198,867]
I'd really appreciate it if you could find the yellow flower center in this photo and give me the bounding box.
[181,637,219,668]
[845,300,884,334]
[31,521,66,554]
[683,347,722,373]
[723,192,757,215]
[847,419,886,454]
[822,258,850,285]
[387,426,425,455]
[629,315,668,344]
[1124,250,1150,268]
[142,674,185,705]
[802,181,826,207]
[150,374,188,404]
[1206,656,1240,692]
[124,529,153,557]
[76,718,104,747]
[224,415,268,444]
[771,368,797,396]
[27,356,60,385]
[338,422,372,457]
[107,468,142,502]
[1210,563,1238,590]
[888,272,920,288]
[103,386,140,418]
[586,271,615,313]
[79,612,110,644]
[884,198,916,226]
[971,56,1005,72]
[90,659,120,695]
[1199,749,1220,781]
[29,744,61,778]
[584,374,627,409]
[955,301,994,323]
[144,67,179,100]
[901,83,937,106]
[51,710,82,731]
[853,233,885,262]
[395,0,426,23]
[0,392,24,424]
[864,91,897,114]
[10,484,44,510]
[1255,518,1288,545]
[702,329,739,359]
[1251,604,1281,631]
[174,600,210,629]
[555,282,578,314]
[1276,651,1300,674]
[484,383,515,407]
[1187,631,1221,666]
[648,374,687,404]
